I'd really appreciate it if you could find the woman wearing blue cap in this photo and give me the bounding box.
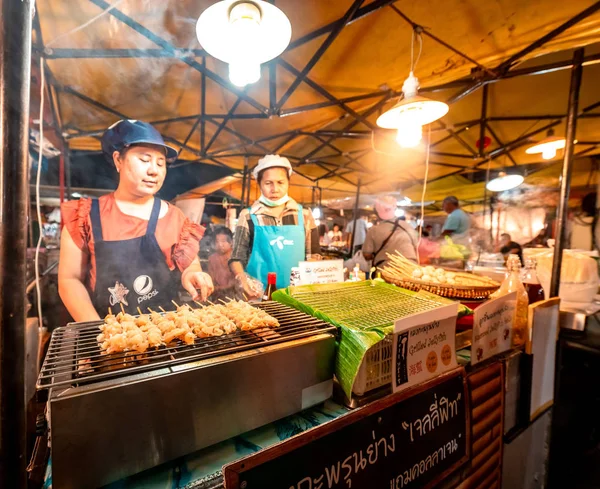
[58,120,214,321]
[229,155,320,296]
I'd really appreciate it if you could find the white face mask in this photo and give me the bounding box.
[259,193,290,207]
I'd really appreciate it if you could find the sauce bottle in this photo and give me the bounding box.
[499,255,529,347]
[521,258,544,304]
[263,272,277,301]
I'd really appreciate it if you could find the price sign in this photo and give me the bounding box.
[392,303,459,393]
[298,260,344,285]
[224,369,469,489]
[471,292,517,365]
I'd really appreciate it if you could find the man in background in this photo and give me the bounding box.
[345,211,369,254]
[363,196,418,268]
[441,196,470,237]
[498,232,523,264]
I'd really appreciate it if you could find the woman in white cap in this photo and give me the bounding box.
[229,154,320,295]
[58,120,214,321]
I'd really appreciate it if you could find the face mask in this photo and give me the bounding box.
[259,194,290,207]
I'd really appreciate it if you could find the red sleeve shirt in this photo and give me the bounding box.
[61,193,204,291]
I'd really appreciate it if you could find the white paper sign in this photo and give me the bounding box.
[392,303,459,393]
[298,260,344,285]
[471,292,517,365]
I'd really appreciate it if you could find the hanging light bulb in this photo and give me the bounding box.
[486,172,524,192]
[525,128,566,160]
[312,207,322,220]
[196,1,292,87]
[395,122,422,148]
[376,71,449,145]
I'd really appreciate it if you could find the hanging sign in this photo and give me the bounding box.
[392,303,459,393]
[298,259,344,285]
[224,368,469,489]
[471,292,517,365]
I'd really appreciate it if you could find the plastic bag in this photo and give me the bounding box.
[535,249,599,303]
[440,236,469,260]
[343,250,372,273]
[235,272,265,300]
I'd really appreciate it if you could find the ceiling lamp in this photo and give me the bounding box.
[486,172,524,192]
[376,72,449,147]
[196,1,292,87]
[525,129,566,160]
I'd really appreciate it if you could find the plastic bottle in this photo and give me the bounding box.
[521,258,544,304]
[263,272,277,301]
[499,255,529,347]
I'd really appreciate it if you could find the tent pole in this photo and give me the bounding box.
[241,157,249,209]
[350,179,361,253]
[550,48,584,297]
[0,0,33,487]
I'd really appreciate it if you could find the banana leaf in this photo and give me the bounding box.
[272,280,472,399]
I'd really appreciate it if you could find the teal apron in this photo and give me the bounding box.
[246,205,306,290]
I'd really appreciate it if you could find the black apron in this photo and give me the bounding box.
[90,197,180,315]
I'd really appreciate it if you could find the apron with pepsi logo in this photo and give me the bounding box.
[90,197,180,315]
[246,205,306,290]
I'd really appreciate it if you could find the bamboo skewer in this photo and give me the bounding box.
[171,300,180,309]
[119,303,125,314]
[108,307,113,316]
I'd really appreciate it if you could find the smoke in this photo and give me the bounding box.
[45,0,210,131]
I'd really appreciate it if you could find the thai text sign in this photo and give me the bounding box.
[393,303,459,393]
[472,292,516,365]
[224,369,469,489]
[298,260,344,285]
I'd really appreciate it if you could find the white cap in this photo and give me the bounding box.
[252,154,293,180]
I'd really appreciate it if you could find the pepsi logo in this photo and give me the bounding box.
[133,275,153,296]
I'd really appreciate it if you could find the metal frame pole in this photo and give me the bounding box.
[550,48,584,297]
[350,179,362,252]
[0,0,33,487]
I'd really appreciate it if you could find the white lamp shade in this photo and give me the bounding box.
[525,136,566,155]
[486,173,524,192]
[376,96,449,129]
[196,0,292,64]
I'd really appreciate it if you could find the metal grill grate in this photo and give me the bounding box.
[37,302,335,390]
[289,282,442,330]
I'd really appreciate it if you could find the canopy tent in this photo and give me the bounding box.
[31,0,600,204]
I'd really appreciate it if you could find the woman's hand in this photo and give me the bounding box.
[181,269,214,302]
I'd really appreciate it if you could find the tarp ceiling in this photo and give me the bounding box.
[32,0,600,204]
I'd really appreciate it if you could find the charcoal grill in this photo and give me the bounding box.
[38,302,337,489]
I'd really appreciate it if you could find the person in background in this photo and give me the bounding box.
[230,155,320,295]
[362,195,418,268]
[441,196,470,237]
[207,227,237,301]
[424,224,433,237]
[498,233,523,264]
[569,192,597,251]
[318,223,330,246]
[328,223,344,246]
[346,212,369,254]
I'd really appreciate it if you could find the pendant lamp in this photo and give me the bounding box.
[376,32,449,148]
[486,172,524,192]
[525,129,566,160]
[197,1,292,87]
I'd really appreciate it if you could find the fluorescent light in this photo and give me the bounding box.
[525,129,566,160]
[196,1,292,87]
[312,207,322,219]
[486,172,524,192]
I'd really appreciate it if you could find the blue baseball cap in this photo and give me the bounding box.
[101,120,178,163]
